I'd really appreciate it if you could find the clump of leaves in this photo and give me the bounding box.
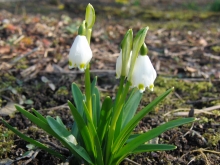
[0,125,14,158]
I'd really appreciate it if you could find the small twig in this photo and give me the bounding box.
[124,158,140,165]
[39,69,116,74]
[163,105,220,117]
[38,103,68,112]
[10,47,39,64]
[39,139,69,155]
[23,149,41,165]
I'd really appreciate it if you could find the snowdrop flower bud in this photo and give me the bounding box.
[131,44,156,93]
[116,29,133,78]
[68,22,92,71]
[116,49,132,79]
[85,3,95,29]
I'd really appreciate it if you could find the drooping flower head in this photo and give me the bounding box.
[68,21,92,71]
[131,43,157,93]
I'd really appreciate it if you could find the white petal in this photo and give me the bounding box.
[68,35,92,71]
[131,55,157,92]
[116,50,122,78]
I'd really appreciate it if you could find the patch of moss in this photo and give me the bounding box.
[0,125,14,158]
[14,58,28,69]
[203,132,220,146]
[211,46,220,53]
[142,76,215,113]
[55,86,68,96]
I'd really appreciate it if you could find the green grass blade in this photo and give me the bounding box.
[112,88,174,155]
[132,144,176,153]
[46,116,93,164]
[2,119,66,160]
[114,117,195,164]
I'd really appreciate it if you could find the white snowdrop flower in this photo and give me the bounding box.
[131,55,157,93]
[116,49,132,79]
[68,35,92,71]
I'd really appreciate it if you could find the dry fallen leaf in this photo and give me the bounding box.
[0,102,17,116]
[0,62,12,70]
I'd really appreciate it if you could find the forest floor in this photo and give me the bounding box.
[0,0,220,165]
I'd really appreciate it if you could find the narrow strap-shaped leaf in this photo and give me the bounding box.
[68,101,95,158]
[71,83,85,115]
[112,88,174,155]
[2,119,66,160]
[92,94,97,127]
[114,117,195,164]
[56,116,66,129]
[46,116,93,164]
[31,108,47,123]
[82,102,104,165]
[15,105,78,154]
[93,87,101,125]
[97,96,113,143]
[132,144,176,154]
[15,105,62,141]
[121,89,142,128]
[71,83,85,137]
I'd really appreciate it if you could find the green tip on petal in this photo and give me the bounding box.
[149,84,154,91]
[80,63,86,69]
[78,21,86,36]
[69,60,73,66]
[138,84,145,92]
[140,43,148,56]
[85,3,95,29]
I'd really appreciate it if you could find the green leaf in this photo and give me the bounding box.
[71,83,85,136]
[91,77,101,127]
[121,89,142,129]
[68,101,95,157]
[114,117,195,164]
[31,108,47,123]
[132,144,176,154]
[82,102,104,165]
[112,88,173,155]
[91,89,101,128]
[46,116,93,164]
[97,96,113,143]
[1,119,65,160]
[56,116,66,129]
[15,105,61,141]
[15,105,80,154]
